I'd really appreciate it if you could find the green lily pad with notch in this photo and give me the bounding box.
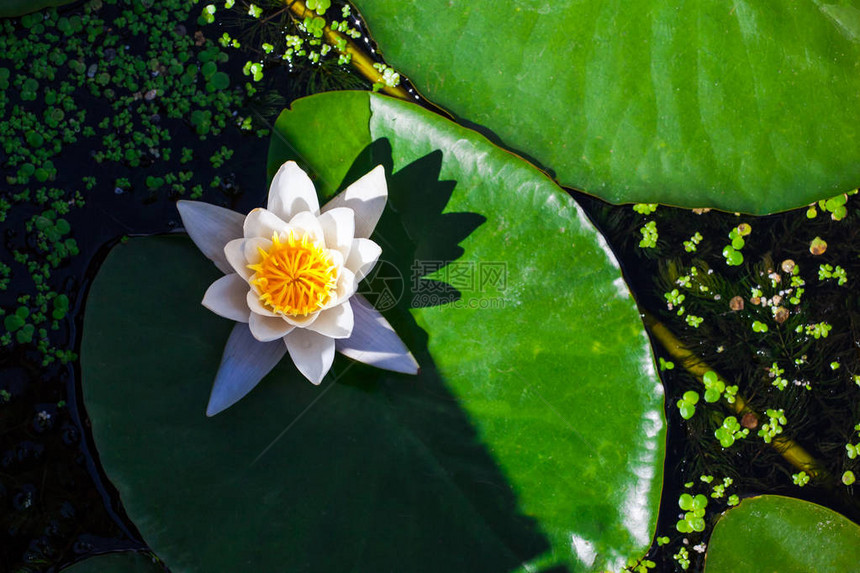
[352,0,860,214]
[60,552,163,573]
[81,91,665,572]
[704,495,860,572]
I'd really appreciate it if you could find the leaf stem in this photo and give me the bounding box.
[643,311,828,481]
[283,0,411,100]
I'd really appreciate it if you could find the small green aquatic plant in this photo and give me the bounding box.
[676,493,708,533]
[676,390,699,420]
[714,416,748,448]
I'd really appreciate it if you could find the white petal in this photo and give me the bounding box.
[244,208,290,240]
[243,236,272,267]
[285,329,335,384]
[206,323,286,416]
[246,290,277,317]
[249,313,294,342]
[336,295,418,374]
[282,311,320,328]
[287,211,325,245]
[321,165,387,239]
[328,266,356,307]
[268,161,320,220]
[317,207,354,260]
[177,200,244,274]
[225,237,272,280]
[224,238,252,280]
[202,274,250,323]
[305,300,354,339]
[345,238,382,282]
[327,247,344,272]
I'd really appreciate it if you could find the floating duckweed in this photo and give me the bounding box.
[758,409,787,443]
[51,294,69,320]
[673,547,690,570]
[702,370,725,403]
[685,314,703,328]
[843,471,856,485]
[817,193,849,221]
[723,384,738,404]
[627,558,656,573]
[676,390,699,420]
[818,263,847,285]
[664,288,685,315]
[709,477,733,499]
[306,0,331,16]
[639,220,658,249]
[218,32,240,49]
[633,203,658,215]
[248,3,263,18]
[791,471,810,487]
[788,268,806,304]
[242,60,264,82]
[751,320,768,333]
[803,322,832,339]
[768,362,788,391]
[715,416,749,448]
[303,15,326,38]
[728,226,745,249]
[683,231,702,252]
[371,62,401,89]
[200,4,217,25]
[676,493,708,533]
[209,145,233,168]
[722,245,743,266]
[4,306,29,332]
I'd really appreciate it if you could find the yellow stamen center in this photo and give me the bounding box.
[248,232,338,316]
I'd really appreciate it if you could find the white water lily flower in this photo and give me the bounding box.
[177,161,418,416]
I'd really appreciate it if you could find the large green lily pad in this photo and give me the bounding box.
[704,495,860,572]
[352,0,860,214]
[81,91,665,572]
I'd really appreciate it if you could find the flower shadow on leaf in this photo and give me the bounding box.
[339,139,487,308]
[283,140,567,570]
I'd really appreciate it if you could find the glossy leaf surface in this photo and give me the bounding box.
[353,0,860,213]
[705,495,860,572]
[82,91,665,572]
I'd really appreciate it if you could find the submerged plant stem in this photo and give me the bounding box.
[643,312,828,481]
[284,0,411,99]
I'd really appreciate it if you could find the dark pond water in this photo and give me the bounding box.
[0,1,857,572]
